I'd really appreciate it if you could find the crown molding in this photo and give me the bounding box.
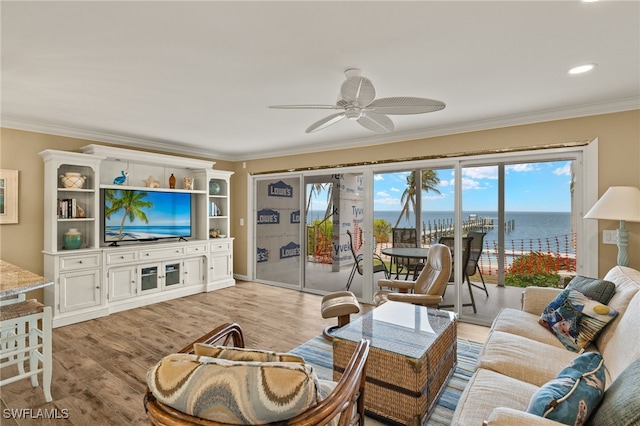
[2,96,638,162]
[0,117,224,160]
[235,96,640,161]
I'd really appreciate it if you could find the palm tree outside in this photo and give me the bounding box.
[104,189,153,240]
[395,170,441,227]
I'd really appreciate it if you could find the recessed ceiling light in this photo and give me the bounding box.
[568,64,596,75]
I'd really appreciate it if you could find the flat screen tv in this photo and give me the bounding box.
[103,188,192,244]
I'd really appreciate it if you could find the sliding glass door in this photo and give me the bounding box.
[254,176,302,288]
[251,145,592,326]
[303,173,371,298]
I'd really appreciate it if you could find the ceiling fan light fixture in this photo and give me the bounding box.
[345,107,363,120]
[568,63,596,75]
[270,68,445,134]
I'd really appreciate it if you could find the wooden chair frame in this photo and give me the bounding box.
[144,322,370,426]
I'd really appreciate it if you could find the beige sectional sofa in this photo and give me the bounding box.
[452,266,640,425]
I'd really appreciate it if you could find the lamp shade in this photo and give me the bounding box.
[584,186,640,222]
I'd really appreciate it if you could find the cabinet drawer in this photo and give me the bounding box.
[186,244,208,255]
[210,242,230,251]
[106,251,137,264]
[60,253,101,271]
[139,246,185,260]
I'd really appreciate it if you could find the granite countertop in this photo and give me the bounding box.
[0,260,53,297]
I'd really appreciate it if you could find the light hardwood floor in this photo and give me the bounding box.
[0,281,488,425]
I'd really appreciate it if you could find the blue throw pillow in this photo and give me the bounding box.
[539,289,618,352]
[526,352,606,426]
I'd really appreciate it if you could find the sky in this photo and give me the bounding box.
[308,160,573,213]
[374,161,573,212]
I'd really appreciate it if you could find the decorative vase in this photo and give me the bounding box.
[169,174,176,189]
[60,172,86,189]
[64,228,83,250]
[209,180,221,195]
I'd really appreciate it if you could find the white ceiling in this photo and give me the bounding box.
[2,1,639,161]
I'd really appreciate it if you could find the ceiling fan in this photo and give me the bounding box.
[268,68,446,134]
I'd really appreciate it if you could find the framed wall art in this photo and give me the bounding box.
[0,169,18,224]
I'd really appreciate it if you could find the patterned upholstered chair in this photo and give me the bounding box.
[144,322,370,426]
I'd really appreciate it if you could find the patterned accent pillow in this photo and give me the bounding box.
[147,353,321,424]
[193,343,305,363]
[539,289,618,352]
[526,352,606,426]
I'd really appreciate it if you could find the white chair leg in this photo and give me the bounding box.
[28,318,39,387]
[16,322,27,376]
[42,306,53,402]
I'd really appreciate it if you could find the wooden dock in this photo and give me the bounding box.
[421,215,515,243]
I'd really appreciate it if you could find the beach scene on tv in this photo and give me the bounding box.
[104,189,192,242]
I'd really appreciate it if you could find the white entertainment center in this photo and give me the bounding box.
[40,145,234,327]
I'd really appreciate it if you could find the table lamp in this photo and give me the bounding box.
[584,186,640,267]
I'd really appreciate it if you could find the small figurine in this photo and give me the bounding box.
[169,173,176,189]
[183,177,194,190]
[143,175,160,188]
[113,170,129,185]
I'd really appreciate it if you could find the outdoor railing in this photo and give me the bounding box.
[375,232,577,277]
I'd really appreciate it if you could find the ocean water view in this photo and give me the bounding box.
[307,210,575,255]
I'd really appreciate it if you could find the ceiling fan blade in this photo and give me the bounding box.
[367,97,446,114]
[340,76,376,106]
[305,112,346,133]
[357,112,394,133]
[268,104,341,110]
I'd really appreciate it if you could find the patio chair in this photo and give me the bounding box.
[346,229,389,290]
[438,236,478,313]
[373,243,452,308]
[466,231,489,297]
[391,227,423,279]
[144,322,370,426]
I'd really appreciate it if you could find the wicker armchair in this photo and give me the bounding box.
[144,322,370,426]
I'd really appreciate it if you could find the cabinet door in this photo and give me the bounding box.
[59,269,101,312]
[140,265,160,293]
[211,253,232,281]
[164,262,182,288]
[183,257,205,286]
[108,266,137,301]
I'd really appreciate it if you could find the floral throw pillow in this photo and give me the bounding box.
[526,352,606,425]
[539,289,618,352]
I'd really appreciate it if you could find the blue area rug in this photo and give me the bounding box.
[290,335,482,425]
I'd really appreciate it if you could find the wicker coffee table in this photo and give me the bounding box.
[332,301,457,426]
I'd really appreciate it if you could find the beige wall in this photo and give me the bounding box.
[1,110,639,303]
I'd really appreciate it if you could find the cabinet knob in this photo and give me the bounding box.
[79,260,83,264]
[120,256,125,259]
[145,253,149,256]
[96,286,100,289]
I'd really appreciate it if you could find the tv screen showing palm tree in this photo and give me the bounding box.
[103,189,192,243]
